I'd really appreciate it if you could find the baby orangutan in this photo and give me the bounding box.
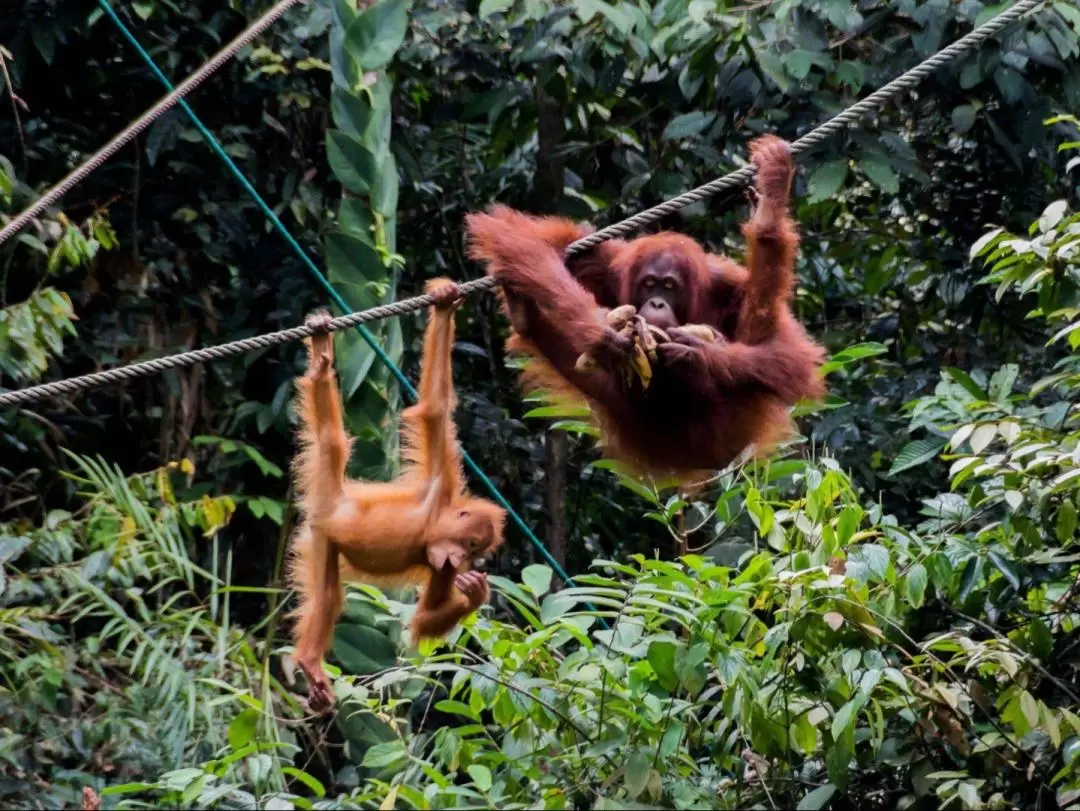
[287,279,506,710]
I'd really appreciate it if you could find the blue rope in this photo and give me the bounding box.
[98,0,583,591]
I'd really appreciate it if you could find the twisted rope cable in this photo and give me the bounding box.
[0,276,494,407]
[0,0,1044,408]
[0,0,302,249]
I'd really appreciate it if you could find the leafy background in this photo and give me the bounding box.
[1,0,1080,808]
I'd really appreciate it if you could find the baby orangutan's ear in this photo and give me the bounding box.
[427,539,466,571]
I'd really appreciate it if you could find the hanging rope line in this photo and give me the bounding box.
[0,0,302,249]
[0,0,1044,412]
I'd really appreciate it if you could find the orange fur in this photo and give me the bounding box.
[287,279,506,709]
[466,135,826,483]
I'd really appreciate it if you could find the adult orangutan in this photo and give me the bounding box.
[465,135,825,482]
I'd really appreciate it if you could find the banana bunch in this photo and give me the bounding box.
[575,305,720,389]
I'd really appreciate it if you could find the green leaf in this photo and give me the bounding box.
[326,131,377,195]
[228,708,260,750]
[362,740,408,770]
[906,563,928,608]
[539,592,576,624]
[951,104,977,133]
[623,750,650,798]
[1039,199,1069,233]
[831,696,863,739]
[969,424,997,454]
[675,643,708,696]
[523,404,592,419]
[798,784,837,811]
[944,367,988,400]
[887,438,945,477]
[791,714,818,753]
[478,0,513,17]
[661,111,716,141]
[783,49,814,80]
[467,764,492,792]
[825,727,853,788]
[573,0,634,34]
[1020,690,1040,729]
[989,364,1018,403]
[435,700,479,721]
[647,641,679,691]
[820,342,886,375]
[332,623,397,675]
[344,0,408,73]
[807,160,848,203]
[0,536,31,565]
[522,564,553,597]
[1056,501,1077,544]
[860,154,899,193]
[371,153,400,216]
[281,767,326,798]
[834,60,864,91]
[101,784,159,797]
[988,550,1021,591]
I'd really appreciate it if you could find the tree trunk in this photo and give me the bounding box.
[534,79,569,574]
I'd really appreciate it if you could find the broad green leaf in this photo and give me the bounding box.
[951,104,976,133]
[371,153,400,217]
[661,111,716,141]
[988,364,1018,403]
[326,130,377,195]
[859,154,899,193]
[344,0,408,72]
[1020,690,1040,729]
[281,767,326,798]
[906,563,928,608]
[1039,199,1069,233]
[228,708,260,750]
[647,640,679,691]
[791,715,818,753]
[540,592,576,624]
[831,695,863,739]
[969,424,997,454]
[988,550,1021,591]
[969,228,1004,260]
[362,740,408,770]
[783,50,814,80]
[478,0,513,17]
[332,623,397,674]
[807,160,848,203]
[0,536,31,565]
[435,700,479,721]
[945,367,988,400]
[522,564,553,597]
[623,750,650,798]
[574,0,634,34]
[798,784,837,811]
[467,764,493,792]
[887,438,945,476]
[1056,501,1078,543]
[821,342,887,375]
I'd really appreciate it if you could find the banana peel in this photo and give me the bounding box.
[575,307,722,389]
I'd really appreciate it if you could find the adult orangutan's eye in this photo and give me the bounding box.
[644,278,656,288]
[664,279,675,290]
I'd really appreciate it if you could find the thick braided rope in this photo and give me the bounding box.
[0,0,302,249]
[0,276,494,407]
[569,0,1044,253]
[0,0,1043,408]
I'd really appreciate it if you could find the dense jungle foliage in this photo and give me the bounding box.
[2,0,1080,808]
